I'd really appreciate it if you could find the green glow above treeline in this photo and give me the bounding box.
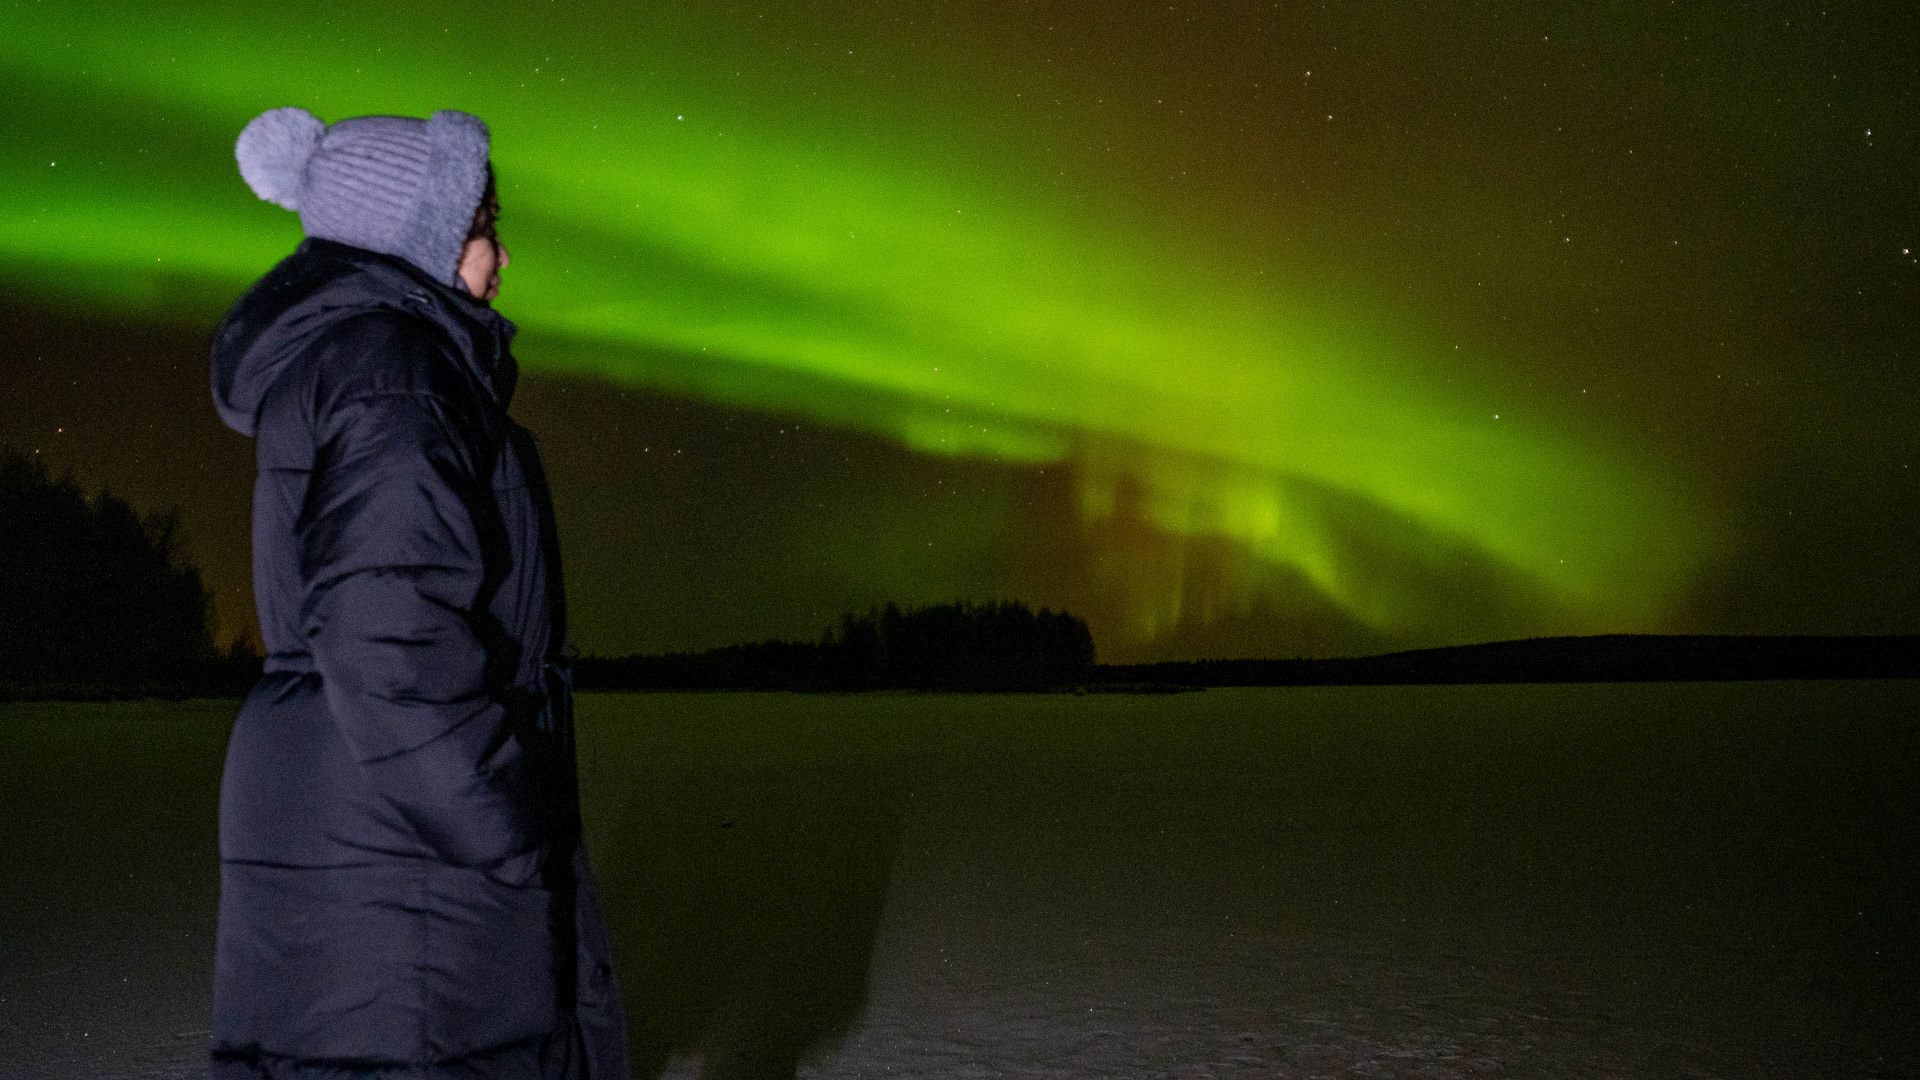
[0,2,1709,650]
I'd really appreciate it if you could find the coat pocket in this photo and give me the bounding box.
[422,859,561,1054]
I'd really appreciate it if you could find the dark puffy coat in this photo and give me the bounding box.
[207,238,628,1077]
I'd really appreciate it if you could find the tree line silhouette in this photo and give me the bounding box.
[14,440,1905,701]
[0,444,258,699]
[2,443,1098,698]
[575,599,1099,692]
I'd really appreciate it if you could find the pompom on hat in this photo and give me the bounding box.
[235,106,490,287]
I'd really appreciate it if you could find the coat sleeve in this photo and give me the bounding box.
[297,377,545,870]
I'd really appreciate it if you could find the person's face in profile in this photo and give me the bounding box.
[457,180,507,302]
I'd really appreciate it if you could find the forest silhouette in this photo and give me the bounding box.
[0,444,258,699]
[575,599,1099,692]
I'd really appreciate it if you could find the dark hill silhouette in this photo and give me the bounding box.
[1096,633,1920,687]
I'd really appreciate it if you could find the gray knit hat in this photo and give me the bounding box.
[235,106,490,287]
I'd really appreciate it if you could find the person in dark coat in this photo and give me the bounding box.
[207,106,629,1078]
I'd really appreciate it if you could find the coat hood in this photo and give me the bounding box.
[211,237,519,437]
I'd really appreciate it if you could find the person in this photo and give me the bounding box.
[207,106,629,1078]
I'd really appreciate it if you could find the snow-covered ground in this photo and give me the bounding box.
[3,683,1916,1078]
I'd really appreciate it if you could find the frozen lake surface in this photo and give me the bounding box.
[2,682,1915,1078]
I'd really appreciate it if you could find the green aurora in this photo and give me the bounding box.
[1,2,1722,657]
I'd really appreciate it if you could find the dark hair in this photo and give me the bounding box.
[467,163,499,243]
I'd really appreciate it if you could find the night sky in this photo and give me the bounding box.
[2,2,1915,663]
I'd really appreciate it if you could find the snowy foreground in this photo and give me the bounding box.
[2,682,1916,1078]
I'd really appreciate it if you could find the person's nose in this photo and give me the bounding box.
[496,238,510,269]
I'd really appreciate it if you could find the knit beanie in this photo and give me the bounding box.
[235,106,490,288]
